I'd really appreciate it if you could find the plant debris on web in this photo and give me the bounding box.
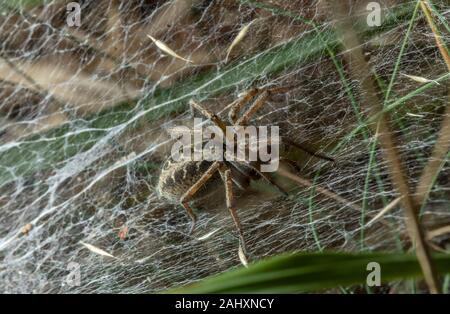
[0,0,449,294]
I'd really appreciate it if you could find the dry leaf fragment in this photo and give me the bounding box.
[225,20,256,63]
[402,73,440,85]
[365,196,403,227]
[147,35,193,63]
[118,226,129,240]
[238,245,248,268]
[80,241,116,258]
[406,113,425,118]
[21,223,32,236]
[196,228,221,241]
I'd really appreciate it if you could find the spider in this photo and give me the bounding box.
[156,86,333,252]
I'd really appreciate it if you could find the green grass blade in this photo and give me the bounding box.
[168,251,450,293]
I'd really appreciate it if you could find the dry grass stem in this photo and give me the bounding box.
[328,0,441,293]
[427,225,450,240]
[414,0,450,208]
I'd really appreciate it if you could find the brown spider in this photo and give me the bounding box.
[156,86,333,252]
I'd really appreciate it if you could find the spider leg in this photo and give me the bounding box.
[227,162,251,191]
[241,161,289,197]
[235,85,295,126]
[235,90,270,126]
[283,137,335,163]
[190,99,241,149]
[280,157,302,173]
[189,99,227,133]
[228,88,259,124]
[180,161,222,235]
[219,164,247,254]
[180,202,197,235]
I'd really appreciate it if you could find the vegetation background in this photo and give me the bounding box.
[0,0,449,293]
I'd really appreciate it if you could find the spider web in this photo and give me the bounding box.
[0,0,449,293]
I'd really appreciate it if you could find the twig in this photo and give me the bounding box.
[327,0,441,293]
[414,1,450,208]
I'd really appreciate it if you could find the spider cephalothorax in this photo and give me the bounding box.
[156,86,333,252]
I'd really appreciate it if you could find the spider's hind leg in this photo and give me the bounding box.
[236,161,289,197]
[283,137,335,163]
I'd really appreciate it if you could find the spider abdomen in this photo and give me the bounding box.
[156,158,222,203]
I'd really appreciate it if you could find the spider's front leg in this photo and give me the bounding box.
[189,99,226,133]
[219,163,248,255]
[180,161,222,235]
[235,85,298,126]
[228,88,259,124]
[189,99,236,145]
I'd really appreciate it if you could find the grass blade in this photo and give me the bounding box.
[168,251,450,293]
